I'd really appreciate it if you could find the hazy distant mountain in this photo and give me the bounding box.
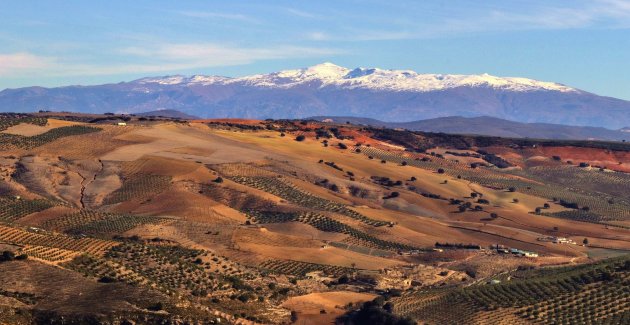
[2,62,630,128]
[311,115,630,141]
[136,109,200,119]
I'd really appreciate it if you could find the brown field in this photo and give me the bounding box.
[282,291,377,325]
[1,116,630,324]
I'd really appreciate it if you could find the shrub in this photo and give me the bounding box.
[337,299,415,325]
[290,311,299,323]
[98,276,117,283]
[295,135,306,142]
[0,250,15,262]
[147,302,164,311]
[383,192,400,199]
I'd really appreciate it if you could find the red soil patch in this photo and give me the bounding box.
[484,145,630,172]
[528,146,630,172]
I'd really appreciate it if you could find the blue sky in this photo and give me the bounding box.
[1,0,629,99]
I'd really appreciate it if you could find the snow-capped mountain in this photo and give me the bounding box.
[1,62,630,128]
[137,62,577,93]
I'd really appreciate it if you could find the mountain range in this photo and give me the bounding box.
[1,62,630,129]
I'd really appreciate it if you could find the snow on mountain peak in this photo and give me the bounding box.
[304,62,350,78]
[135,62,577,93]
[137,75,188,85]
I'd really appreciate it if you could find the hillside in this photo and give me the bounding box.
[0,113,629,324]
[2,63,630,128]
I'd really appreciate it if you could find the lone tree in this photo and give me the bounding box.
[290,309,300,321]
[583,238,589,245]
[295,135,306,142]
[437,168,445,174]
[0,250,16,262]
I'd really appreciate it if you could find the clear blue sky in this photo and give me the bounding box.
[1,0,629,99]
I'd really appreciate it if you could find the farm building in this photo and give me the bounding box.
[522,251,539,258]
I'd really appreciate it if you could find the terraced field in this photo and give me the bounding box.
[0,125,101,150]
[0,197,57,223]
[0,224,117,255]
[259,259,355,277]
[392,255,630,324]
[103,173,172,204]
[0,115,47,132]
[227,175,388,227]
[248,210,417,251]
[17,245,81,264]
[65,243,218,295]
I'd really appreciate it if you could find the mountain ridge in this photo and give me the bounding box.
[1,62,630,128]
[135,62,579,93]
[309,115,630,141]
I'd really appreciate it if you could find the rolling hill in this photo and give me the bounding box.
[1,113,630,324]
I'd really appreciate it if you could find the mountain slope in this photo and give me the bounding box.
[311,115,630,141]
[2,63,630,128]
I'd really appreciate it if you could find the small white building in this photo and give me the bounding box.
[117,122,127,126]
[522,251,539,258]
[553,237,576,245]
